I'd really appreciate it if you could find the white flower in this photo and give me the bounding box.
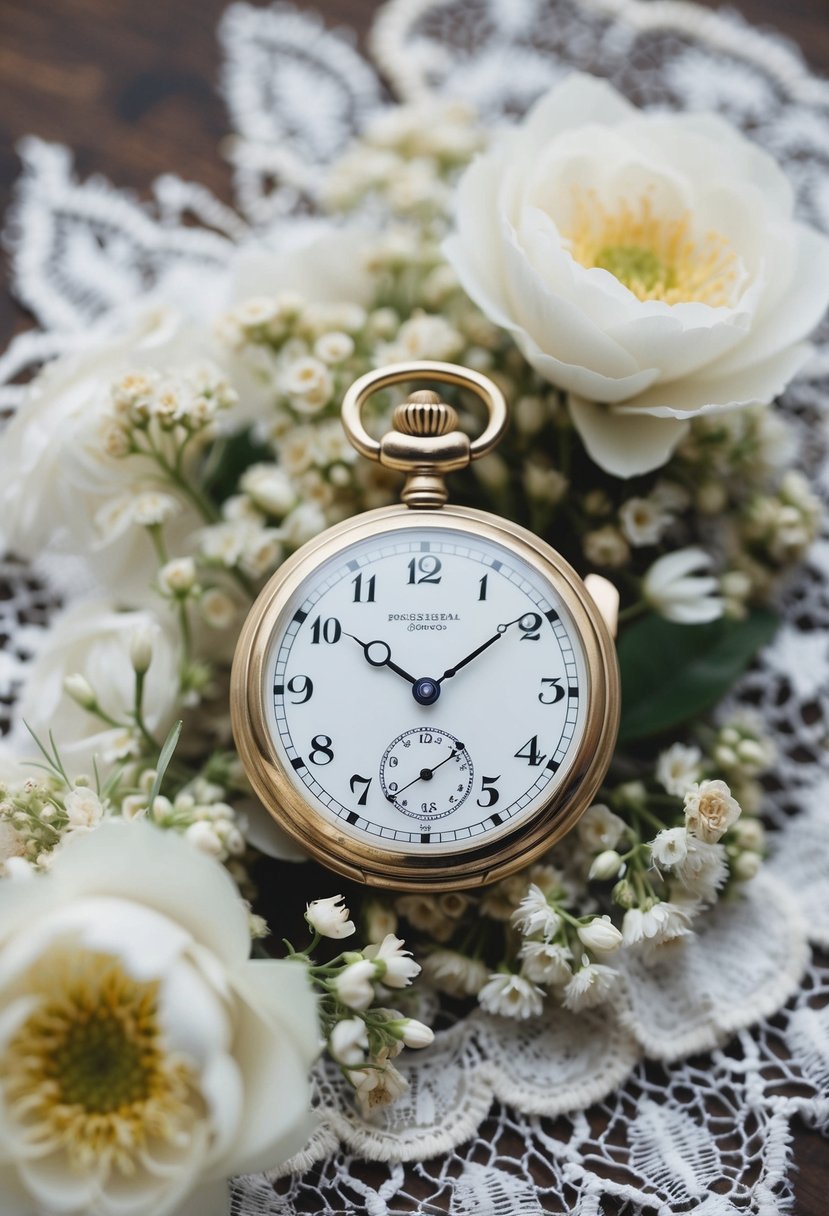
[0,821,318,1216]
[511,884,561,941]
[281,502,329,549]
[200,588,239,630]
[563,962,619,1011]
[363,934,420,989]
[63,786,105,830]
[282,357,334,414]
[478,972,544,1020]
[240,463,296,517]
[588,849,624,881]
[618,496,672,546]
[334,959,377,1010]
[519,940,573,986]
[315,331,355,364]
[8,601,179,774]
[672,837,729,902]
[445,73,829,477]
[578,803,626,852]
[583,526,631,569]
[420,949,489,997]
[129,624,155,675]
[656,742,703,796]
[330,1017,369,1066]
[643,548,725,623]
[399,1018,434,1049]
[684,778,742,842]
[63,673,97,710]
[577,915,624,953]
[363,900,398,944]
[734,851,762,880]
[306,894,356,940]
[158,556,198,596]
[352,1061,408,1116]
[649,827,690,868]
[0,306,211,599]
[622,901,693,946]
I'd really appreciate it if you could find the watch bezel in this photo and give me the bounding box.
[230,504,620,892]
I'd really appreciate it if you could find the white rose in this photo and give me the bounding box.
[684,778,742,842]
[0,305,213,600]
[8,600,179,774]
[444,74,829,477]
[0,821,318,1216]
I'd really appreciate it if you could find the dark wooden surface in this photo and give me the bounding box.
[0,0,826,1208]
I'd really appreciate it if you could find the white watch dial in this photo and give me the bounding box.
[265,527,588,853]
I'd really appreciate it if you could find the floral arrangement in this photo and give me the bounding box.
[0,72,826,1216]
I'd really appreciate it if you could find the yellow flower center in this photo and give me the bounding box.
[3,951,199,1176]
[562,188,741,306]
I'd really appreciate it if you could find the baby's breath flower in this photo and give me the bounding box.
[334,959,377,1011]
[240,464,295,517]
[306,895,356,940]
[158,557,197,597]
[511,884,561,941]
[519,940,573,986]
[330,1017,369,1066]
[656,743,703,797]
[63,787,105,830]
[649,827,689,869]
[618,496,672,546]
[643,548,724,624]
[352,1060,408,1115]
[578,804,626,853]
[479,972,544,1020]
[622,902,692,947]
[363,934,420,989]
[129,625,155,675]
[577,916,623,953]
[588,849,624,881]
[421,949,488,997]
[562,962,619,1011]
[583,526,631,569]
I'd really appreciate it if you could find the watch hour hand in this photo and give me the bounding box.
[345,634,417,685]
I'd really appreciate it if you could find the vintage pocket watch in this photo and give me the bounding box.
[231,362,620,891]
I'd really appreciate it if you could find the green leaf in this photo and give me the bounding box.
[148,721,183,806]
[617,610,779,743]
[202,428,272,505]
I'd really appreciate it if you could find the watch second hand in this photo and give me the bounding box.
[391,742,465,799]
[437,615,524,684]
[344,634,417,685]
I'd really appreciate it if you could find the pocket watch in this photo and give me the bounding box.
[231,362,620,892]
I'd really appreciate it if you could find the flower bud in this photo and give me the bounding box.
[63,673,97,710]
[333,959,376,1010]
[158,557,197,596]
[588,849,623,881]
[734,851,762,881]
[330,1016,368,1065]
[577,915,623,953]
[400,1018,435,1049]
[130,625,155,675]
[612,879,636,909]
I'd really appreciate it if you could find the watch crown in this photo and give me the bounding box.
[393,391,459,438]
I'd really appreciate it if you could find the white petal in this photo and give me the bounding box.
[568,395,689,477]
[51,822,251,967]
[519,74,636,152]
[198,1052,244,1162]
[443,155,517,329]
[621,342,811,417]
[231,959,320,1071]
[17,1152,102,1213]
[157,955,233,1064]
[0,1167,35,1216]
[243,799,309,862]
[161,1181,230,1216]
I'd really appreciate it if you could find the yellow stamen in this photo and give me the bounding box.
[2,951,200,1177]
[562,187,741,306]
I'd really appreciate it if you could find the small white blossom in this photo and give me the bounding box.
[281,502,328,548]
[330,1017,369,1066]
[314,331,355,364]
[684,779,741,843]
[577,916,623,953]
[562,963,619,1011]
[649,827,689,869]
[734,851,762,880]
[363,934,420,989]
[583,526,630,569]
[588,849,624,881]
[421,949,488,997]
[129,625,155,675]
[619,496,672,546]
[643,548,724,624]
[184,820,225,858]
[400,1018,434,1049]
[334,959,377,1010]
[672,837,728,902]
[578,804,626,852]
[63,787,105,830]
[200,588,238,630]
[158,557,197,596]
[240,464,295,517]
[656,743,703,797]
[733,817,766,852]
[282,357,333,414]
[478,972,544,1020]
[622,902,692,947]
[353,1061,408,1115]
[511,884,561,941]
[519,940,573,986]
[306,894,356,940]
[63,673,97,710]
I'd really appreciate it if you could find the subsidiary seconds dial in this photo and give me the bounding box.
[266,525,587,851]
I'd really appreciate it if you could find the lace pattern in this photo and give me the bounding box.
[2,1,828,1212]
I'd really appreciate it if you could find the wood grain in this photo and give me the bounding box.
[0,0,826,1207]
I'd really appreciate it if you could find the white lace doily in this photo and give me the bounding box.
[2,2,828,1212]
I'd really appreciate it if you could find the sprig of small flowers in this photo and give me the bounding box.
[296,895,434,1116]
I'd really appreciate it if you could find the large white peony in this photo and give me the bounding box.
[0,821,318,1216]
[444,74,829,476]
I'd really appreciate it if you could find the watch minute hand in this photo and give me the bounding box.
[437,615,524,684]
